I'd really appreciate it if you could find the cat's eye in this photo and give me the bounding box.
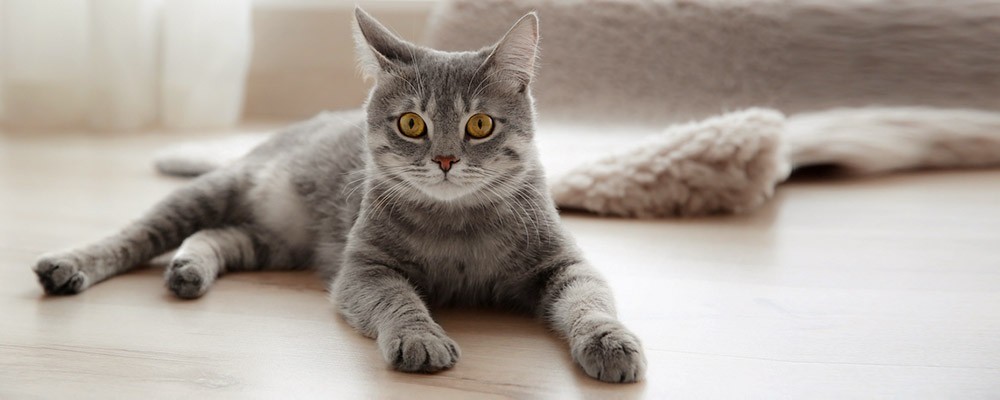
[465,113,494,139]
[398,112,426,138]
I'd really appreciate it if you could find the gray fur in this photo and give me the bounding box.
[31,8,646,383]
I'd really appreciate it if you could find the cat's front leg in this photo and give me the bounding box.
[331,261,459,372]
[538,260,647,383]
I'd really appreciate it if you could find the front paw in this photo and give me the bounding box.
[33,255,90,295]
[378,323,460,373]
[572,322,647,383]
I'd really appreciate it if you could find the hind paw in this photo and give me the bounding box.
[165,258,215,299]
[33,255,90,295]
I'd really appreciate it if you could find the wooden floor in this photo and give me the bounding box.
[1,129,999,399]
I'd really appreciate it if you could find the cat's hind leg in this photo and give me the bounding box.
[165,225,304,298]
[33,171,243,295]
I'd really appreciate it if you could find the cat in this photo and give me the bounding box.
[31,8,647,383]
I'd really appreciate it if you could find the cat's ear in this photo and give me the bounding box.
[354,7,418,79]
[483,12,540,91]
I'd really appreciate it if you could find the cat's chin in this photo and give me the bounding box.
[417,180,480,203]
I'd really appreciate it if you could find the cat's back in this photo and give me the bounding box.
[244,109,367,164]
[241,110,368,192]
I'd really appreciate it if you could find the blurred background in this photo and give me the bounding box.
[0,0,432,132]
[1,0,999,133]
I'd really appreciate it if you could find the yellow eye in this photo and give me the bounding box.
[398,112,426,138]
[466,113,494,139]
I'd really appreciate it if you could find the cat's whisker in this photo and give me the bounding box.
[382,68,421,98]
[353,172,404,208]
[464,57,491,99]
[405,43,427,101]
[470,69,506,99]
[470,68,502,99]
[477,182,532,247]
[381,180,415,220]
[469,190,506,233]
[343,170,382,196]
[480,165,549,201]
[345,177,383,201]
[489,179,543,247]
[342,166,411,200]
[381,178,417,221]
[368,177,411,222]
[477,167,547,242]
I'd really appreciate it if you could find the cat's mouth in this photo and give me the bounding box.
[430,179,464,191]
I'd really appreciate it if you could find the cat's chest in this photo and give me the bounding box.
[385,217,528,287]
[406,227,516,271]
[398,232,521,305]
[360,201,554,302]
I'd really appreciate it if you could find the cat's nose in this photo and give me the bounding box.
[432,155,459,172]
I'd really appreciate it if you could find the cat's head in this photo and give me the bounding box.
[353,7,540,204]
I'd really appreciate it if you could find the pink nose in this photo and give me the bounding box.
[432,155,459,172]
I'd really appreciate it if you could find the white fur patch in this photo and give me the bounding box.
[248,162,313,250]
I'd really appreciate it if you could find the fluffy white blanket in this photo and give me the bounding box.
[548,107,1000,217]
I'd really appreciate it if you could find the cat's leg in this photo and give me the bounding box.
[32,171,243,295]
[165,225,302,298]
[331,261,460,372]
[536,260,647,383]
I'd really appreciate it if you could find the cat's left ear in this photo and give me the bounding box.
[483,12,540,91]
[354,7,419,79]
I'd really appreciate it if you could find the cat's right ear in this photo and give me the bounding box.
[354,7,417,80]
[481,12,540,92]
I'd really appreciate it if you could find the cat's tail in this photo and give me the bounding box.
[154,133,270,177]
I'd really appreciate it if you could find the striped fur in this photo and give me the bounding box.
[31,9,645,383]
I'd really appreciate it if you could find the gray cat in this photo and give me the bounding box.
[32,8,646,383]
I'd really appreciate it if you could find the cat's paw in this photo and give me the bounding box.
[378,323,461,373]
[165,258,214,299]
[33,254,90,295]
[572,322,647,383]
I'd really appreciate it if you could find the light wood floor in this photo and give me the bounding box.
[1,129,999,399]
